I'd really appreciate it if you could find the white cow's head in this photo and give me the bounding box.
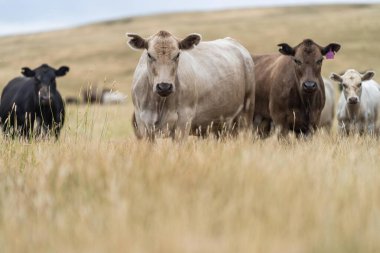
[127,30,201,97]
[330,69,375,105]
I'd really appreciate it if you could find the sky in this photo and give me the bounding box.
[0,0,379,36]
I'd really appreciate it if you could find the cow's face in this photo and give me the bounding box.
[127,31,201,97]
[22,64,69,105]
[330,69,375,105]
[278,39,340,94]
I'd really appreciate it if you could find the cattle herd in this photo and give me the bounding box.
[0,30,379,141]
[129,31,380,141]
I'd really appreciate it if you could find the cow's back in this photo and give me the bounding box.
[0,77,36,119]
[178,38,255,127]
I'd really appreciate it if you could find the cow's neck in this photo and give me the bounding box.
[142,82,177,124]
[294,81,319,125]
[346,103,360,120]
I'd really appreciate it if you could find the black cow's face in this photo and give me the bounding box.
[22,64,69,105]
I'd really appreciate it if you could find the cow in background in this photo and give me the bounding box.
[0,64,69,139]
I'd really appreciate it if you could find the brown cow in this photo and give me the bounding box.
[253,39,340,139]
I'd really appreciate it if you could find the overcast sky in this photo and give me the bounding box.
[0,0,379,36]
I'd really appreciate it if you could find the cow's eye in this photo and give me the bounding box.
[358,82,362,87]
[293,59,302,65]
[316,58,323,65]
[173,53,180,61]
[342,83,348,89]
[147,53,155,61]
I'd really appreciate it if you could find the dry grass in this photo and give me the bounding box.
[0,4,380,253]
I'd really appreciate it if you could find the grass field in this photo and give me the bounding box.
[1,4,380,253]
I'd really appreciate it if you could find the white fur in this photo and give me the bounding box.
[337,78,380,135]
[102,91,127,104]
[131,37,255,140]
[319,78,335,130]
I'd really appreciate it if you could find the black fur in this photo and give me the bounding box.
[0,64,69,139]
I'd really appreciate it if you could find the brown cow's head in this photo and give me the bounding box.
[330,69,375,105]
[127,31,201,97]
[278,39,340,95]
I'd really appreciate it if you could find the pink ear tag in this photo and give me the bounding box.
[326,49,335,60]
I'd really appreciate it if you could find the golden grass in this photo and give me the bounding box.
[0,4,380,253]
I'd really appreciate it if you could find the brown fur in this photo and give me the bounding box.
[253,39,340,139]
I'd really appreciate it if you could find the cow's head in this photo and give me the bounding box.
[278,39,340,94]
[127,30,201,97]
[330,69,375,105]
[22,64,69,105]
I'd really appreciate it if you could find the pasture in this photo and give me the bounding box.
[0,4,380,252]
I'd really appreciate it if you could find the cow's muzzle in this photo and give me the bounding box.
[39,96,52,105]
[38,91,52,105]
[156,83,173,97]
[348,96,359,105]
[303,81,317,93]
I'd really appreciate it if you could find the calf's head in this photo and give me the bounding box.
[278,39,340,94]
[22,64,69,105]
[330,69,375,105]
[127,30,201,97]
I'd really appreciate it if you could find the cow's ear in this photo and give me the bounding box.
[278,43,295,56]
[179,33,201,50]
[21,67,35,77]
[322,43,341,55]
[127,33,148,50]
[361,71,375,81]
[329,72,343,83]
[56,66,70,77]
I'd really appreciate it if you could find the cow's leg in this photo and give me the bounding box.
[132,111,155,142]
[19,116,34,141]
[275,123,289,141]
[357,120,366,136]
[132,112,143,140]
[296,124,315,140]
[365,116,377,136]
[52,111,64,140]
[338,120,349,136]
[35,117,42,138]
[270,98,290,141]
[172,121,191,141]
[229,119,240,138]
[2,113,16,139]
[254,116,272,138]
[53,123,62,140]
[271,112,289,141]
[172,110,192,141]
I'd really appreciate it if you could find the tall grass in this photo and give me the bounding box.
[0,4,380,252]
[0,105,380,252]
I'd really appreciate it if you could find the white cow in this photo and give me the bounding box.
[330,69,380,135]
[101,90,127,104]
[127,30,255,141]
[318,78,335,131]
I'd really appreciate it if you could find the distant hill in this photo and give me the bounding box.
[0,4,379,96]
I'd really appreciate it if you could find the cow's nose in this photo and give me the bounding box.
[348,97,359,104]
[303,81,317,91]
[156,83,173,97]
[39,94,49,100]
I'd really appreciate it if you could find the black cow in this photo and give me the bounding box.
[0,64,69,139]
